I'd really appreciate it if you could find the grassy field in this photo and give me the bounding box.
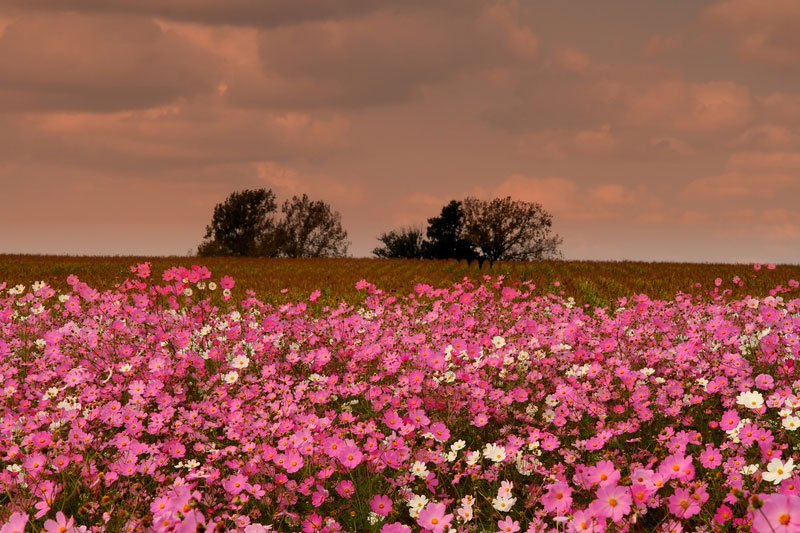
[1,255,798,309]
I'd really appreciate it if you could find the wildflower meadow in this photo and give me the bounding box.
[2,261,800,532]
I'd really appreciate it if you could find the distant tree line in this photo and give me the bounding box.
[197,189,349,257]
[197,189,562,264]
[373,197,563,266]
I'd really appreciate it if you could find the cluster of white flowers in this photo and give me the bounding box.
[407,494,428,519]
[483,442,507,463]
[492,481,516,512]
[57,396,81,411]
[736,390,764,410]
[410,461,429,479]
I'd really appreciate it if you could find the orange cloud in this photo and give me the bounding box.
[552,46,590,73]
[702,0,800,65]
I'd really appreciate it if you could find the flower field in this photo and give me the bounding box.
[2,261,800,532]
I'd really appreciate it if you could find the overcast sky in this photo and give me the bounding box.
[1,0,799,262]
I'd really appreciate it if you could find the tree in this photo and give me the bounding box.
[197,189,278,257]
[421,200,478,262]
[461,196,563,265]
[275,194,349,258]
[373,226,425,258]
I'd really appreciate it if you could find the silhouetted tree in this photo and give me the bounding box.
[197,189,278,257]
[462,196,563,266]
[421,200,478,263]
[275,194,349,257]
[373,226,425,258]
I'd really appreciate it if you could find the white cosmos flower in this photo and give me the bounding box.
[783,416,800,431]
[492,336,506,349]
[451,440,466,452]
[410,461,429,479]
[222,371,239,384]
[231,355,250,369]
[763,458,795,484]
[465,450,480,465]
[407,494,428,518]
[736,390,764,410]
[491,494,516,512]
[484,443,507,463]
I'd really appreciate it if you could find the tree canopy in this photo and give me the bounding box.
[198,189,349,258]
[197,189,277,257]
[373,196,562,264]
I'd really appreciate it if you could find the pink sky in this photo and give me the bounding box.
[1,0,799,262]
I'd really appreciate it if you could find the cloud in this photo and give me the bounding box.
[589,184,635,205]
[226,2,540,109]
[253,161,364,207]
[573,124,617,155]
[729,124,799,149]
[0,97,351,175]
[2,0,431,29]
[684,171,796,199]
[0,13,221,112]
[551,46,590,73]
[649,136,694,156]
[727,151,800,172]
[641,34,683,58]
[702,0,800,65]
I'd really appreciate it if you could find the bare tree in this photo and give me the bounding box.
[462,196,563,265]
[276,194,349,257]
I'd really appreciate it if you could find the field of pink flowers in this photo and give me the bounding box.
[1,262,800,532]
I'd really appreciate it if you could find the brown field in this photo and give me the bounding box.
[1,255,798,309]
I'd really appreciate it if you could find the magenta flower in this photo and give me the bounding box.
[752,493,800,532]
[714,504,733,524]
[667,487,701,519]
[337,444,363,468]
[587,460,620,487]
[370,494,393,517]
[541,480,573,515]
[591,484,632,523]
[416,502,453,533]
[570,509,606,532]
[0,512,28,533]
[380,523,411,533]
[496,516,520,533]
[43,512,74,533]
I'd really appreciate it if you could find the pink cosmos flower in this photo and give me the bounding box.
[417,502,453,533]
[337,444,363,468]
[336,479,355,498]
[699,446,722,469]
[497,516,521,533]
[714,504,733,524]
[23,453,47,477]
[659,453,694,482]
[720,409,740,431]
[587,460,620,487]
[591,484,632,523]
[752,493,800,532]
[0,512,28,533]
[429,421,450,442]
[370,494,393,517]
[667,487,701,519]
[222,473,248,495]
[43,512,74,533]
[380,524,411,533]
[569,509,606,532]
[542,480,573,515]
[630,483,652,507]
